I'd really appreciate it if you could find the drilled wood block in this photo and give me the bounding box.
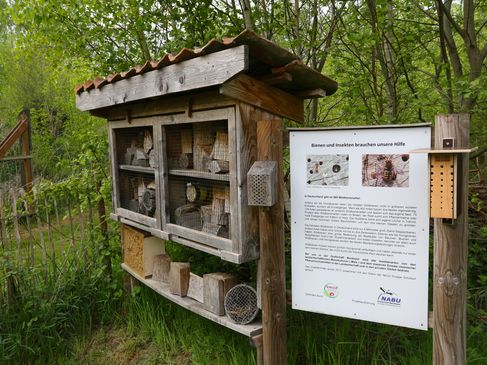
[152,254,172,283]
[169,262,191,296]
[430,153,456,219]
[187,273,204,303]
[211,131,229,161]
[180,128,193,154]
[204,272,239,315]
[122,225,165,278]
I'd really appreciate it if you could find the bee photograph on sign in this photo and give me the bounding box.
[362,154,410,187]
[306,154,349,186]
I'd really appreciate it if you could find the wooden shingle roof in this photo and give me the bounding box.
[76,29,337,112]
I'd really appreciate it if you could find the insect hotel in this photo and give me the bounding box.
[76,29,337,359]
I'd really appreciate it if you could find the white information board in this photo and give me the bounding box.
[290,125,431,330]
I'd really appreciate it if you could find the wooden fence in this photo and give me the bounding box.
[0,178,112,306]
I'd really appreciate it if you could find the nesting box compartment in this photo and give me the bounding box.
[107,107,261,263]
[430,154,456,219]
[122,224,165,278]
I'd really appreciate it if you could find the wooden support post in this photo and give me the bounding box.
[433,114,469,365]
[257,119,287,365]
[20,116,33,193]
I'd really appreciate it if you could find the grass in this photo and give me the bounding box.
[1,209,486,364]
[49,284,486,365]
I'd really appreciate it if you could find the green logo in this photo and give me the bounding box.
[324,283,339,298]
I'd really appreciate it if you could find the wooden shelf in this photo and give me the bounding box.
[119,165,155,174]
[168,169,230,182]
[122,263,262,337]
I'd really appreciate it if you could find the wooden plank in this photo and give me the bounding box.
[122,263,262,337]
[168,169,229,181]
[158,126,170,228]
[77,45,249,111]
[257,118,287,365]
[0,155,32,161]
[154,107,234,126]
[166,223,232,252]
[108,125,120,213]
[151,123,162,230]
[220,74,304,123]
[105,90,235,121]
[20,126,33,192]
[116,207,157,228]
[433,114,469,365]
[410,147,477,154]
[234,103,266,262]
[118,217,170,240]
[0,114,29,159]
[118,165,155,174]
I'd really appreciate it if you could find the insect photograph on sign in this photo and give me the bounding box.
[306,154,349,186]
[362,154,410,187]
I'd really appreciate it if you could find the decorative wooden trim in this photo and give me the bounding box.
[76,45,249,111]
[220,74,304,123]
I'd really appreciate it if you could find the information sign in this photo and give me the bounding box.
[290,125,431,330]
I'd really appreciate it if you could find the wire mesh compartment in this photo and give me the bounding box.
[116,127,156,169]
[168,176,231,238]
[114,126,157,218]
[119,170,157,217]
[224,284,259,324]
[164,120,231,238]
[165,121,229,176]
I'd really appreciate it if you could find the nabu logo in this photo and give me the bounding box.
[377,287,401,306]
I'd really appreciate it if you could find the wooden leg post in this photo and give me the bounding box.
[257,119,287,365]
[250,334,264,365]
[433,114,469,365]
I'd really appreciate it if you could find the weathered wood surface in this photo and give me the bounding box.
[152,254,172,283]
[257,118,287,365]
[187,272,204,303]
[77,45,248,111]
[433,114,469,365]
[118,165,155,174]
[0,113,29,158]
[105,90,235,121]
[122,263,262,337]
[203,272,238,315]
[116,207,157,228]
[169,262,190,296]
[220,74,304,123]
[166,223,232,252]
[168,169,230,182]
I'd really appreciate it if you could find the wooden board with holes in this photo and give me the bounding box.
[430,154,456,219]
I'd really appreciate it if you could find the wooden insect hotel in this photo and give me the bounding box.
[76,29,337,360]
